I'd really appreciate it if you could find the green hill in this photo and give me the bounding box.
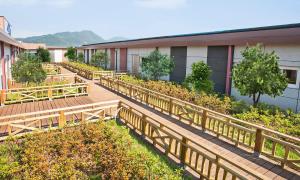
[17,31,126,47]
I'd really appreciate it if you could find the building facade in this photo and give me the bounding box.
[0,16,23,90]
[79,23,300,111]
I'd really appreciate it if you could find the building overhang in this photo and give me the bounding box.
[81,23,300,49]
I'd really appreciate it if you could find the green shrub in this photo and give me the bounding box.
[141,49,174,80]
[120,75,231,113]
[184,61,213,93]
[12,53,47,84]
[0,122,184,179]
[234,107,300,137]
[65,62,103,72]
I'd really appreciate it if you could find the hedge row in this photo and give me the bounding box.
[0,121,184,179]
[120,75,300,137]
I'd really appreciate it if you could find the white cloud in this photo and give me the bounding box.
[0,0,74,8]
[135,0,187,9]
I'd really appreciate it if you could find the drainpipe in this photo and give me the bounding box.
[296,83,300,112]
[1,41,6,90]
[225,45,234,95]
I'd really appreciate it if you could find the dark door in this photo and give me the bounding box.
[170,46,187,83]
[207,46,228,94]
[87,50,90,64]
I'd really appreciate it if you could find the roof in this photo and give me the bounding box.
[47,46,68,50]
[0,29,23,48]
[20,42,46,50]
[81,23,300,48]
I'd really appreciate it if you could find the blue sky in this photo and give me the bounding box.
[1,0,300,39]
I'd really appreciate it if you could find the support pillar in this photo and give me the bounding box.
[1,41,6,90]
[225,45,234,95]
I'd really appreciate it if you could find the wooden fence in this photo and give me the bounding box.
[0,99,267,179]
[117,101,267,179]
[42,63,61,75]
[8,73,78,89]
[1,77,89,105]
[99,76,300,171]
[61,62,127,80]
[0,100,119,140]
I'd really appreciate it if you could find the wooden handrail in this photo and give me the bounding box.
[1,81,89,105]
[118,101,268,179]
[99,75,300,171]
[0,100,120,141]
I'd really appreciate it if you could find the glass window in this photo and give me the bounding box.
[283,69,297,84]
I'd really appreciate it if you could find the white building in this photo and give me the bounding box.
[79,23,300,111]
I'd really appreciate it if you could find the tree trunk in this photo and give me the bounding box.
[253,92,261,107]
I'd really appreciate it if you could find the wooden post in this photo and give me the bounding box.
[86,84,90,94]
[169,98,173,115]
[180,137,188,164]
[1,90,6,106]
[146,91,149,105]
[281,146,289,168]
[81,112,85,122]
[129,85,132,98]
[8,79,11,89]
[201,110,207,131]
[141,114,147,136]
[254,128,264,155]
[59,111,66,128]
[7,124,12,135]
[48,88,53,100]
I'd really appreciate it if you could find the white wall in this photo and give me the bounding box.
[127,47,171,80]
[186,46,208,75]
[127,47,156,73]
[54,50,63,62]
[4,44,11,82]
[0,44,2,89]
[158,47,170,81]
[232,44,300,111]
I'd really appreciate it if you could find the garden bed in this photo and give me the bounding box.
[1,75,88,105]
[0,121,185,179]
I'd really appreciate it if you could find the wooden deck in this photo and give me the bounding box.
[0,96,94,116]
[0,67,299,179]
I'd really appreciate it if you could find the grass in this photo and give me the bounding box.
[103,120,188,179]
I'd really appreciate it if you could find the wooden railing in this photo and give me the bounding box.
[0,100,268,179]
[1,80,89,105]
[8,73,77,89]
[118,101,268,179]
[61,62,127,80]
[42,63,61,75]
[0,100,119,140]
[99,76,300,171]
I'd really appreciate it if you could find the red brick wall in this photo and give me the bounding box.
[110,48,115,70]
[120,48,127,71]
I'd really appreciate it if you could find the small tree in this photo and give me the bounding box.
[36,47,51,62]
[141,49,174,80]
[232,44,288,106]
[90,51,108,69]
[184,61,213,93]
[64,47,77,61]
[77,52,84,63]
[12,53,47,84]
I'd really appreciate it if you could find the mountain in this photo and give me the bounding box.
[17,31,127,47]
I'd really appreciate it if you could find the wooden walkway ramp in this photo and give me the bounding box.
[0,67,299,179]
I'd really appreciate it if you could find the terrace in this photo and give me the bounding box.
[0,63,299,179]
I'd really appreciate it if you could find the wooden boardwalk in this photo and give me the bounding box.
[1,67,299,179]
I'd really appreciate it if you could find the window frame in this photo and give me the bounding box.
[281,66,299,89]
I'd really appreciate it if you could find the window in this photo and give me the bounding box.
[283,69,297,85]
